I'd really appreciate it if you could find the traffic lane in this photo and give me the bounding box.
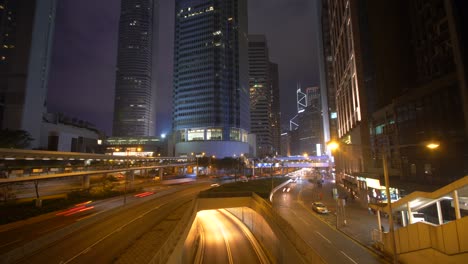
[274,181,386,264]
[274,203,355,264]
[219,210,262,264]
[14,185,208,263]
[198,210,230,264]
[294,201,385,264]
[198,210,261,264]
[0,203,97,253]
[64,197,194,264]
[0,183,187,253]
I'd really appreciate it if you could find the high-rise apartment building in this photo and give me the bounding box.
[0,0,57,148]
[248,35,273,157]
[172,0,250,158]
[113,0,156,137]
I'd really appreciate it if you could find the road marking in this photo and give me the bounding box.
[37,223,66,235]
[62,204,163,263]
[315,231,332,244]
[220,209,269,264]
[340,250,358,264]
[292,210,309,226]
[76,212,99,222]
[0,238,22,249]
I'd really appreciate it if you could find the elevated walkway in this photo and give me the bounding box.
[369,176,468,263]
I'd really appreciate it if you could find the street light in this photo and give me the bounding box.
[326,140,439,264]
[195,152,205,177]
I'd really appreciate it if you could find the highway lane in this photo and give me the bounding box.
[273,178,387,264]
[3,183,209,263]
[197,209,267,264]
[0,184,172,254]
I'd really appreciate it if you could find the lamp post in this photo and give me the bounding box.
[195,152,205,177]
[382,152,398,264]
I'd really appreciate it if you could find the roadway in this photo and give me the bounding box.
[273,177,388,264]
[0,182,210,264]
[196,209,268,264]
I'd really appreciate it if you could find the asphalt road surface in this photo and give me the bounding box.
[1,183,209,264]
[273,177,387,264]
[196,209,268,264]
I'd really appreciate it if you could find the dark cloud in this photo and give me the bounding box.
[48,0,319,135]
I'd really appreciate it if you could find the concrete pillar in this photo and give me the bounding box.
[377,210,382,230]
[401,211,407,227]
[407,202,413,224]
[82,175,90,189]
[159,168,163,181]
[453,190,461,219]
[436,201,443,225]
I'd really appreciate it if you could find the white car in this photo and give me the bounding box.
[312,202,329,214]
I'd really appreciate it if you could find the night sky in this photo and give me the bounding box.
[47,0,320,137]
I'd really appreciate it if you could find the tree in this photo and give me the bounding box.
[0,129,33,149]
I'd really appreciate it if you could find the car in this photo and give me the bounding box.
[210,183,220,187]
[311,202,329,214]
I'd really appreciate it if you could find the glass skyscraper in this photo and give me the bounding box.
[172,0,250,158]
[113,0,156,137]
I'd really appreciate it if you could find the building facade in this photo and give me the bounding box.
[270,62,281,155]
[248,35,273,157]
[113,0,156,137]
[321,0,468,187]
[0,0,57,148]
[172,0,250,158]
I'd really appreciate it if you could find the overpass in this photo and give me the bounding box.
[255,155,332,169]
[369,175,468,263]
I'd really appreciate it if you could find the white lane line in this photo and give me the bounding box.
[340,250,358,264]
[76,212,99,222]
[315,231,332,244]
[0,238,22,249]
[220,209,269,264]
[216,214,234,264]
[61,204,162,264]
[37,223,66,235]
[291,210,309,226]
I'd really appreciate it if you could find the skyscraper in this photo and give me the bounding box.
[0,0,57,148]
[172,0,250,158]
[270,62,281,155]
[113,0,156,137]
[321,0,468,185]
[248,35,273,157]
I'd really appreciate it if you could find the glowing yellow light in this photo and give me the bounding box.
[327,141,339,151]
[426,143,440,149]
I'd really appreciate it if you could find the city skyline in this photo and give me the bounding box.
[46,0,320,137]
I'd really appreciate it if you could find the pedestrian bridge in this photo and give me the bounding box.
[370,175,468,263]
[256,155,332,169]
